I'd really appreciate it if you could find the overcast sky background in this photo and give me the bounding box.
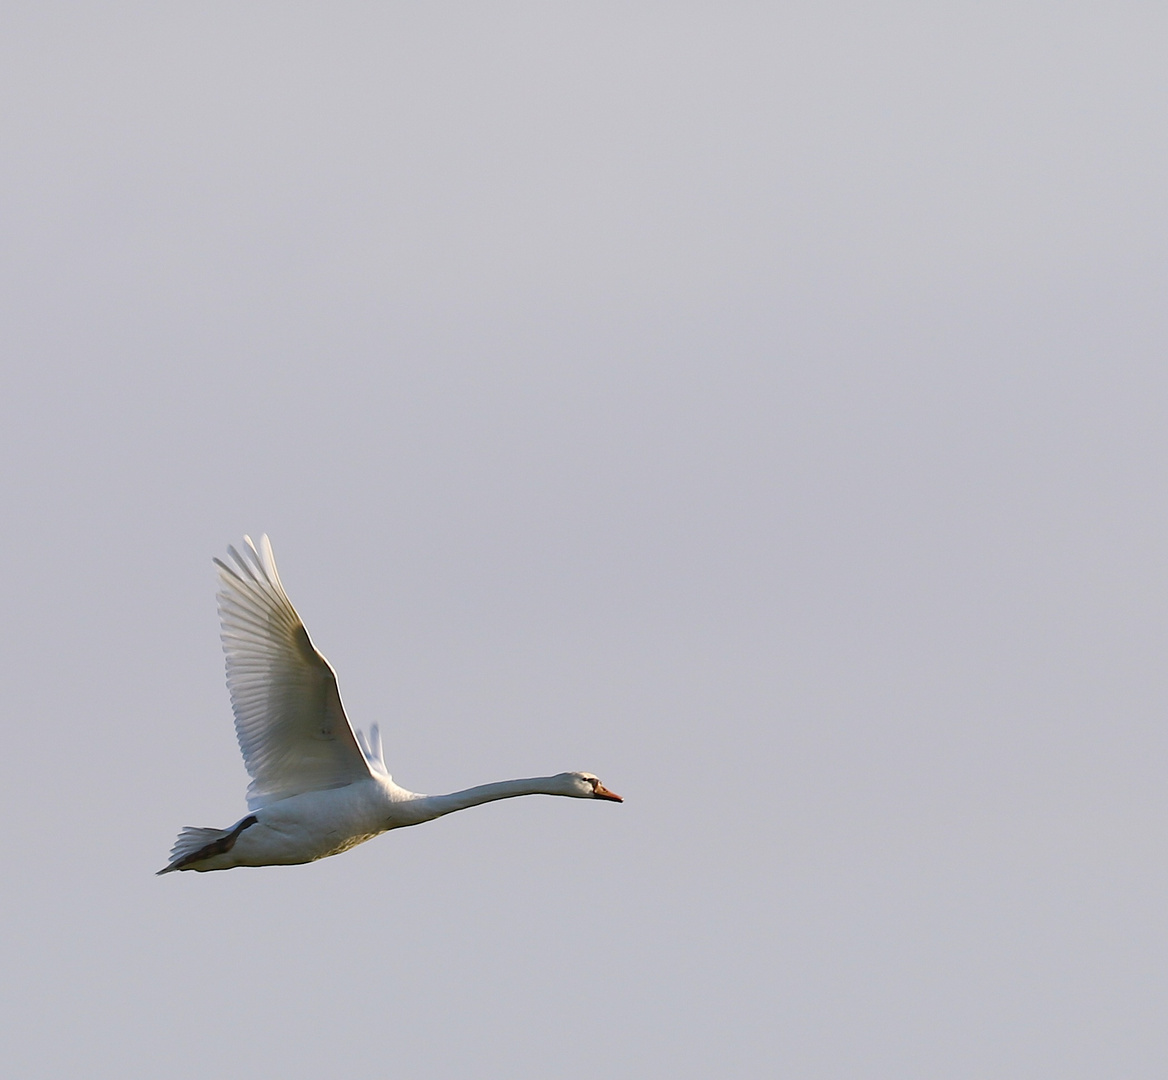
[2,5,1167,1077]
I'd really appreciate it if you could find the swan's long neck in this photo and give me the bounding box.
[408,777,567,822]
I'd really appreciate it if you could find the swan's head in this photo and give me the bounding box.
[558,771,623,802]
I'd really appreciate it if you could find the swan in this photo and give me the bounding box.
[158,535,621,874]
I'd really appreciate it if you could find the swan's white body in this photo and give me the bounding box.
[159,536,621,874]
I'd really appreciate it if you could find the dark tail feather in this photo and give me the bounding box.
[156,816,258,875]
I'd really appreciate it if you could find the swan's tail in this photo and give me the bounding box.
[156,817,258,875]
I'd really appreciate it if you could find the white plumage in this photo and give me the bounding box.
[159,536,622,874]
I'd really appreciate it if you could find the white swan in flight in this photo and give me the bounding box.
[159,536,622,874]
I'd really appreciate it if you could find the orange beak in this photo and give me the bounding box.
[593,783,623,802]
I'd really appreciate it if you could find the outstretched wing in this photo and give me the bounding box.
[215,535,372,810]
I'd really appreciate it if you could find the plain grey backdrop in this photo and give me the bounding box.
[2,4,1167,1077]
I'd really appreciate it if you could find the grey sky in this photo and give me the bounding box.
[2,5,1167,1077]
